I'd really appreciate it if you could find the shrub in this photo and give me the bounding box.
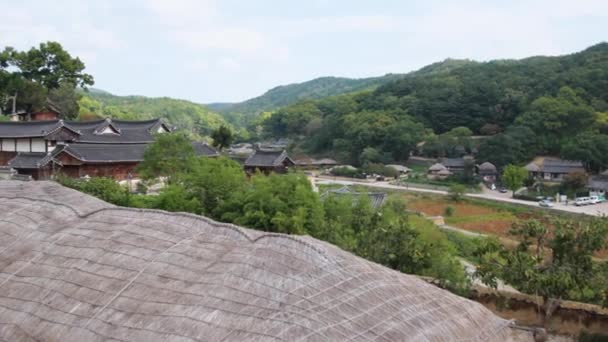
[444,206,455,217]
[448,184,467,201]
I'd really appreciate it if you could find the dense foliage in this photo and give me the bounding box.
[209,74,405,127]
[58,134,471,293]
[258,43,608,169]
[0,41,93,119]
[475,219,608,318]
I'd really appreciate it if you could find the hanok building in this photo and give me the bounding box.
[244,149,295,174]
[0,118,170,180]
[7,99,62,122]
[588,174,608,198]
[440,157,473,174]
[525,157,585,182]
[192,141,220,157]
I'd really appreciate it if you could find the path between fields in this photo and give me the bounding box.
[315,177,608,217]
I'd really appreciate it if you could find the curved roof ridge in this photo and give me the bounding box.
[0,190,332,264]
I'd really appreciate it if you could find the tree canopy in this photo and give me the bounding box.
[0,42,93,119]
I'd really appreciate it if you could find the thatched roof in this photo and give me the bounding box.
[428,163,447,172]
[0,181,511,341]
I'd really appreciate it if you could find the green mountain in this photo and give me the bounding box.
[261,43,608,167]
[79,91,231,137]
[212,59,477,126]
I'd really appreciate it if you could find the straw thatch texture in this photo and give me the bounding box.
[0,181,512,341]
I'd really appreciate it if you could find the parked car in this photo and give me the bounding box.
[589,195,600,204]
[538,200,554,207]
[575,197,591,206]
[499,187,508,193]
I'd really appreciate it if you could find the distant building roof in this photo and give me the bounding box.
[0,118,169,143]
[244,149,294,167]
[386,164,411,173]
[441,158,467,168]
[588,175,608,191]
[478,162,497,174]
[0,120,72,138]
[192,141,219,157]
[525,157,584,174]
[313,158,338,166]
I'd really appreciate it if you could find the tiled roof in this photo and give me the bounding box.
[588,175,608,191]
[193,141,219,157]
[245,149,294,167]
[526,157,584,174]
[0,118,169,143]
[0,120,65,138]
[60,143,148,163]
[66,118,168,144]
[441,158,466,168]
[8,152,54,169]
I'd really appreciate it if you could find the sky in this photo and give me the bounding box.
[1,0,607,103]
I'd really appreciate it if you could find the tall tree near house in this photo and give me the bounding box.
[475,218,608,325]
[136,132,195,183]
[502,164,528,197]
[211,125,234,151]
[0,41,93,117]
[9,41,94,89]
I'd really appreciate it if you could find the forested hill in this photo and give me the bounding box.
[209,74,402,115]
[261,43,608,168]
[212,59,476,126]
[79,91,231,137]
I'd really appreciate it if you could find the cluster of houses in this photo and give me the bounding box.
[425,155,608,196]
[3,109,607,200]
[0,108,305,180]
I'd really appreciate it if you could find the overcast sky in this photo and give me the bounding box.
[2,0,607,103]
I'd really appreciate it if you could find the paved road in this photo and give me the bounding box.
[315,177,608,217]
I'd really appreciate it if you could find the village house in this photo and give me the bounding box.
[295,156,338,169]
[477,162,498,183]
[0,118,171,180]
[588,174,608,198]
[427,163,451,180]
[244,149,295,174]
[6,99,62,122]
[525,157,585,182]
[192,141,220,157]
[386,164,412,176]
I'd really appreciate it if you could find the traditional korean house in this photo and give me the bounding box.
[0,118,171,180]
[588,175,608,198]
[244,149,295,174]
[6,99,62,122]
[525,157,585,182]
[440,158,468,173]
[427,163,451,180]
[192,141,220,157]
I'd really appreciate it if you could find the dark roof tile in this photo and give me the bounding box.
[60,143,148,163]
[245,150,294,167]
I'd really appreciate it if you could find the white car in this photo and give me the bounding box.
[575,197,591,206]
[538,200,554,208]
[589,196,600,204]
